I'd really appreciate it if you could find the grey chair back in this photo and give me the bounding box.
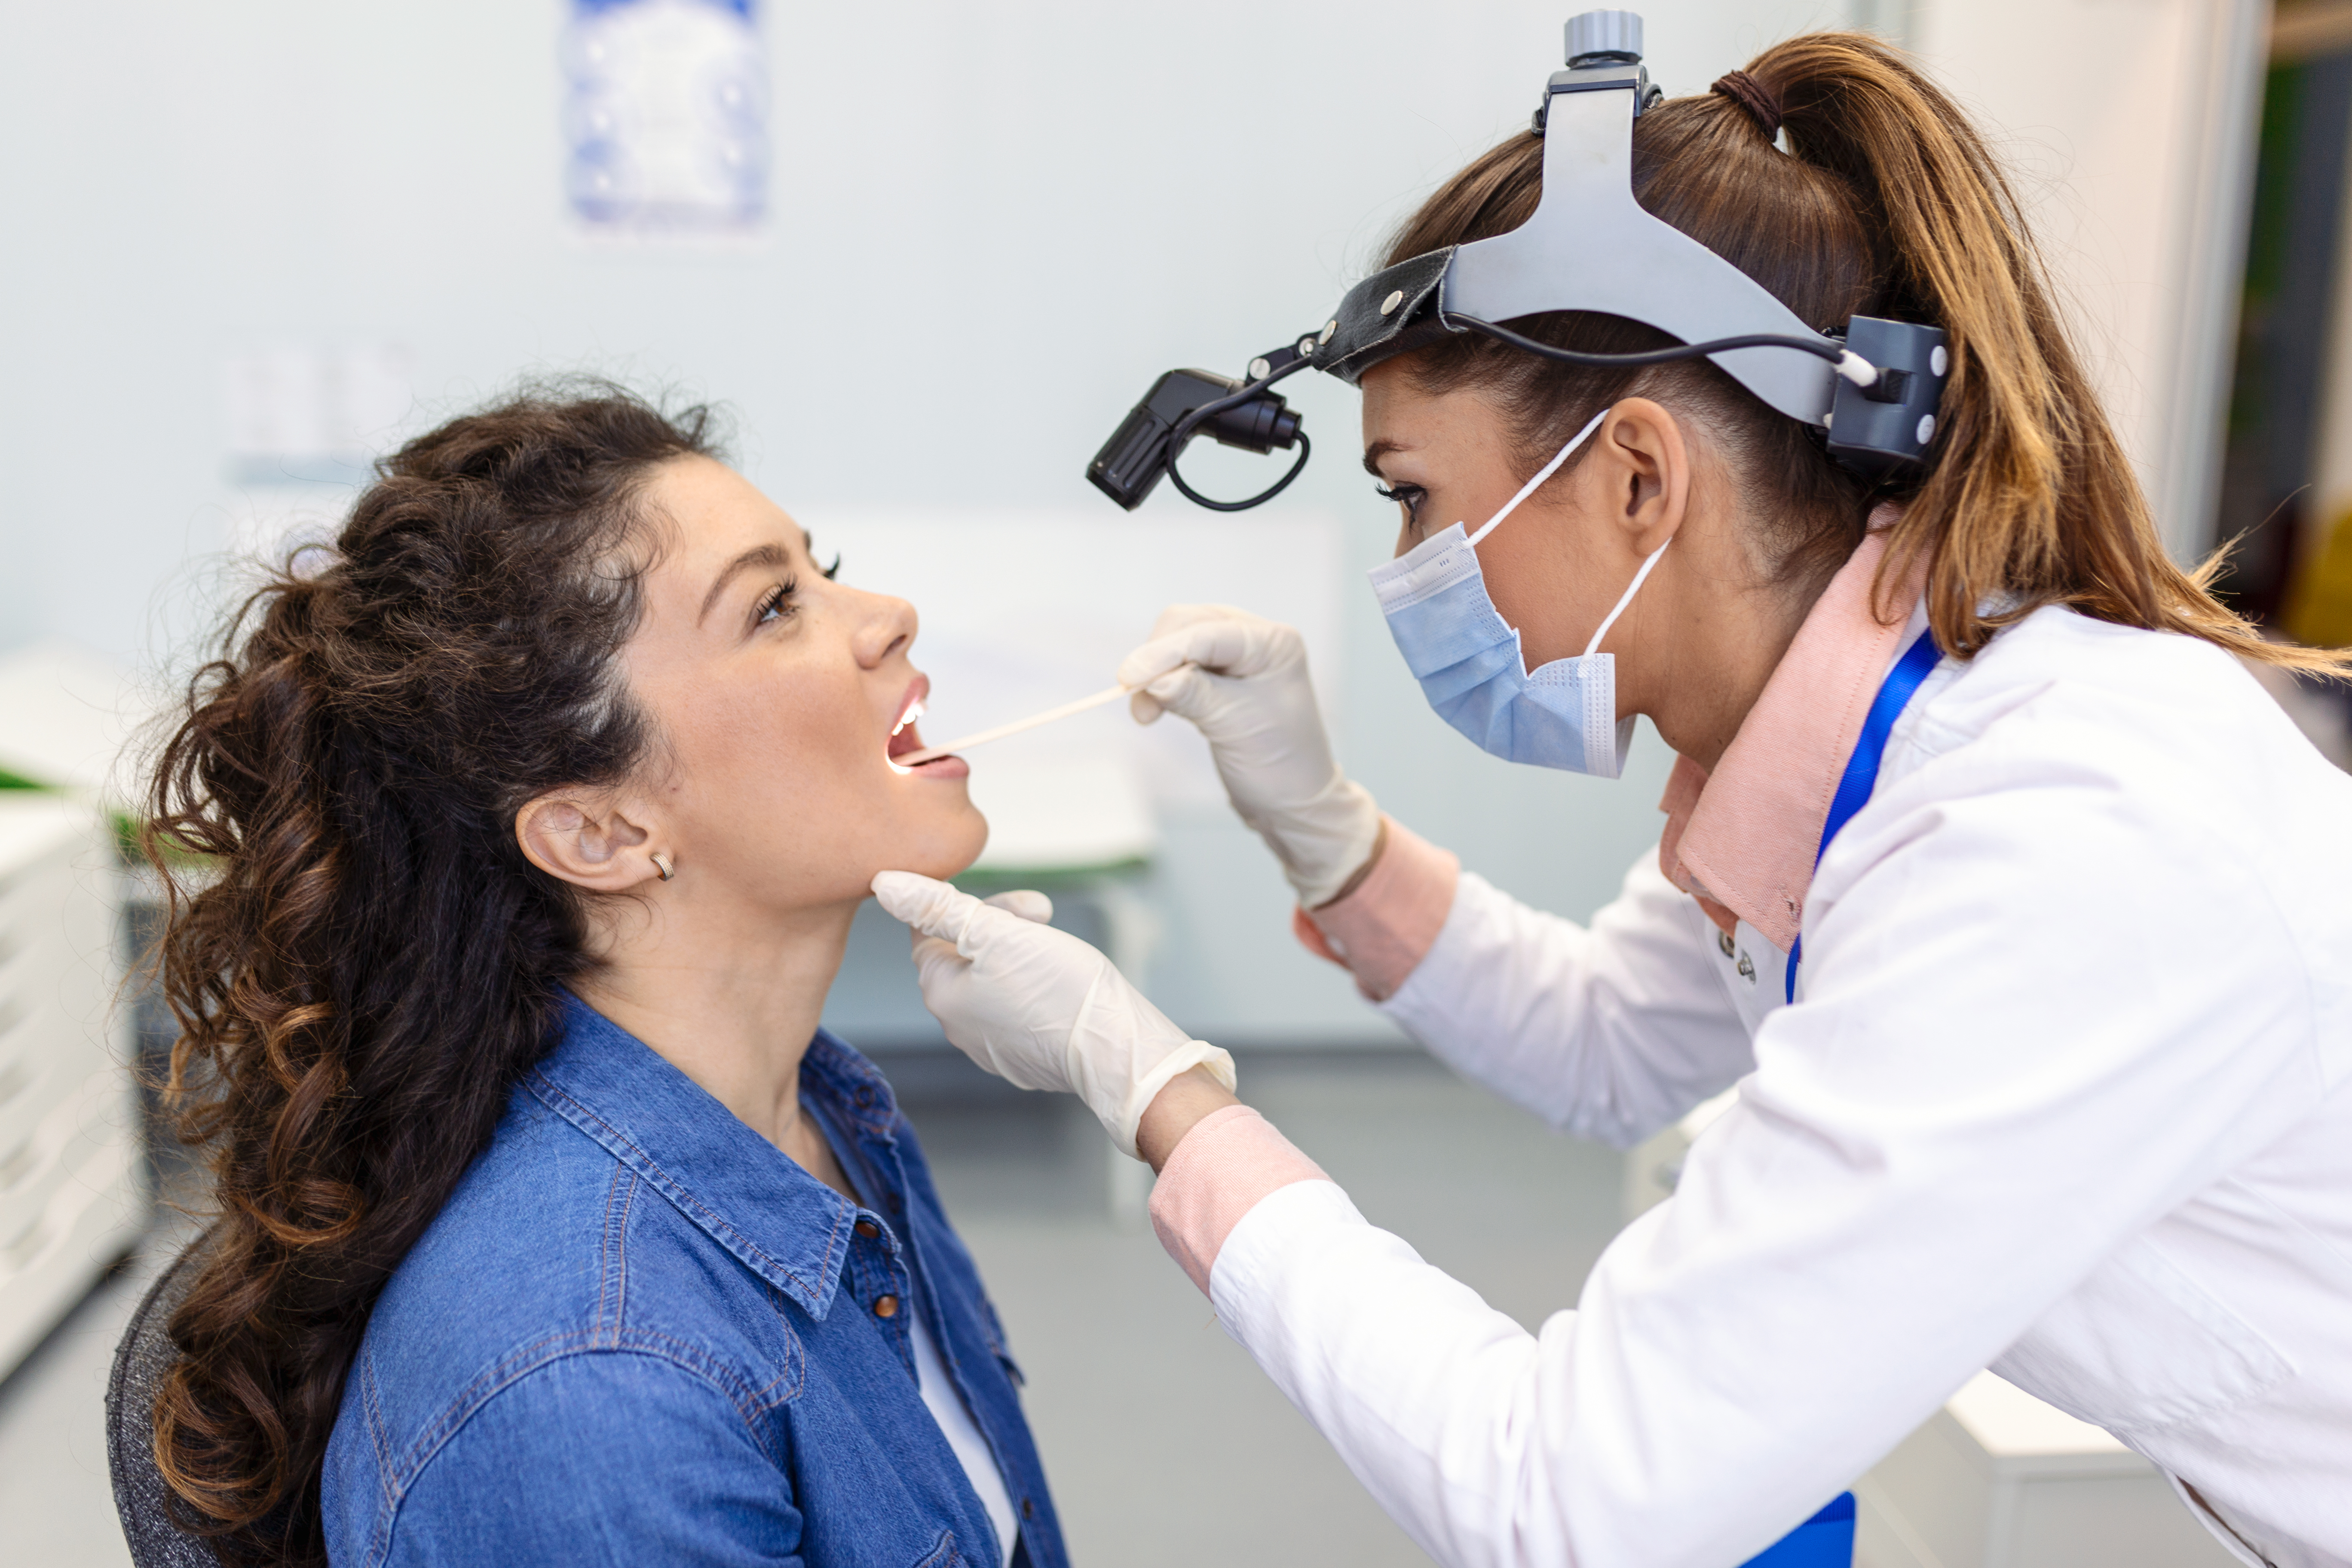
[105,1232,226,1568]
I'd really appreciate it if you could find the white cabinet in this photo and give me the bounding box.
[0,794,152,1380]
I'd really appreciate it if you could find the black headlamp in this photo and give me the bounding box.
[1087,8,1949,512]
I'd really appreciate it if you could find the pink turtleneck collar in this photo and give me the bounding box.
[1658,514,1925,952]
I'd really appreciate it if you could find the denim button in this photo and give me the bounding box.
[1022,1498,1035,1520]
[854,1220,879,1239]
[873,1294,900,1318]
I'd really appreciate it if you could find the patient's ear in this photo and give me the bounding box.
[515,790,662,892]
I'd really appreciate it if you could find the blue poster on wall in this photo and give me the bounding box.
[564,0,767,232]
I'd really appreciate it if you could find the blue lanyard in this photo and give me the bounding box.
[1785,630,1941,1005]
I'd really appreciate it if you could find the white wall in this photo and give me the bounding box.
[0,0,2254,1044]
[1907,0,2266,564]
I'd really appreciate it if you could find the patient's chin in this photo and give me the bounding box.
[892,805,988,881]
[941,808,989,876]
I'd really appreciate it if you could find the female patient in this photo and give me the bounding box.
[144,387,1063,1567]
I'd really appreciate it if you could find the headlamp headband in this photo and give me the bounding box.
[1086,9,1948,511]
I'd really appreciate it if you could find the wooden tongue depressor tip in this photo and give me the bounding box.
[893,672,1182,768]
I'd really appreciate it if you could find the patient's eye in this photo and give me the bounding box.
[754,578,798,627]
[822,554,841,581]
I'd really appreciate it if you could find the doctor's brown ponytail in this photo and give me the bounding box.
[1386,31,2350,676]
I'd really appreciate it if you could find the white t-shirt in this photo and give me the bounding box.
[909,1308,1018,1566]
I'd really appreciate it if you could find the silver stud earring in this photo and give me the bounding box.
[651,851,675,882]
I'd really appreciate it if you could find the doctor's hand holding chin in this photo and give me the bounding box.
[878,26,2352,1568]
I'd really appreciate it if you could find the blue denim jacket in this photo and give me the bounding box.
[322,995,1067,1568]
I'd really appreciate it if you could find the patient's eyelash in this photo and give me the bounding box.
[755,578,797,626]
[1375,481,1426,521]
[822,554,841,581]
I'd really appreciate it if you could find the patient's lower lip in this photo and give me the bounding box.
[906,754,968,780]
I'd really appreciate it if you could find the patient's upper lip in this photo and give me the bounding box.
[892,676,929,737]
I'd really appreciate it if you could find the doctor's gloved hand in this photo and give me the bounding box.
[1120,605,1382,908]
[870,872,1237,1160]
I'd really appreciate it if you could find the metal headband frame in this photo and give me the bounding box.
[1442,58,1844,425]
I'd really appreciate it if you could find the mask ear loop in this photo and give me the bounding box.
[1583,535,1673,658]
[1464,408,1611,549]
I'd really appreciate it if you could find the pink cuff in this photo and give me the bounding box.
[1148,1104,1328,1295]
[1295,816,1459,1001]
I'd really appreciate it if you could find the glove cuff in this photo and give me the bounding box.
[1109,1042,1238,1161]
[1250,779,1382,909]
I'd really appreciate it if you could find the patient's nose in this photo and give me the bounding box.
[848,588,918,668]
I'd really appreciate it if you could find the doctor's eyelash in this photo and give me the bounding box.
[1375,482,1426,518]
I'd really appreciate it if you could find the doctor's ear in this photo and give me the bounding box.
[515,789,664,893]
[1590,398,1690,547]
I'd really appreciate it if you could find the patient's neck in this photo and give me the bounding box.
[571,885,859,1190]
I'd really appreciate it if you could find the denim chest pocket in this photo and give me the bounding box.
[912,1528,968,1568]
[1991,1233,2295,1433]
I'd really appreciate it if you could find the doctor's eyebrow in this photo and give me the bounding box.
[1362,440,1403,477]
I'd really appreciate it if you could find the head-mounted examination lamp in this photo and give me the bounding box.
[1087,9,1949,512]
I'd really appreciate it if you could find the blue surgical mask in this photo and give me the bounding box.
[1367,410,1671,778]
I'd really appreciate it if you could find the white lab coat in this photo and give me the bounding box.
[1207,606,2352,1568]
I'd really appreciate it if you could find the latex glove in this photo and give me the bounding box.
[1119,605,1381,908]
[870,872,1236,1159]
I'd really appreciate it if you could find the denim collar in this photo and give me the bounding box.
[525,992,904,1321]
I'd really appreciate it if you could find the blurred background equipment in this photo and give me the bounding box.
[0,644,155,1384]
[2215,1,2352,755]
[564,0,768,233]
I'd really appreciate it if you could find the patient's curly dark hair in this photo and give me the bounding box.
[144,381,719,1564]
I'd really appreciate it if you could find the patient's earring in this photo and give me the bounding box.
[651,851,675,882]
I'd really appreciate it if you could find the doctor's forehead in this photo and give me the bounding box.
[1357,364,1444,466]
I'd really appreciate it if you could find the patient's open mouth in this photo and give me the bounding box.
[885,678,968,778]
[887,698,927,761]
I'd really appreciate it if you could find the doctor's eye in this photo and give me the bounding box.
[1375,481,1426,521]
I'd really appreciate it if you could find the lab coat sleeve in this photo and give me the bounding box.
[1380,853,1755,1149]
[1202,732,2325,1568]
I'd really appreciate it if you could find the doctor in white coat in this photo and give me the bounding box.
[873,32,2352,1568]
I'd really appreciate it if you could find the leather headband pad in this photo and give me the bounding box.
[1311,248,1456,386]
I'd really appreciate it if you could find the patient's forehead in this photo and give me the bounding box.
[635,458,814,585]
[649,456,792,545]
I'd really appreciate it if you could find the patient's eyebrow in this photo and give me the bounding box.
[1362,439,1403,477]
[698,542,792,627]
